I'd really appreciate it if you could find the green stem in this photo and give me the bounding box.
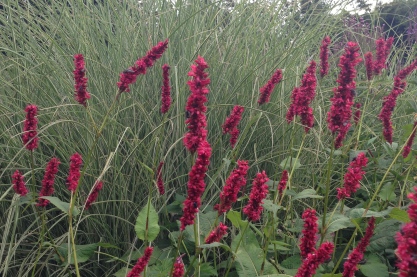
[224,222,249,277]
[320,146,335,244]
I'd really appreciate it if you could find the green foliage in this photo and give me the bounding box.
[135,202,160,242]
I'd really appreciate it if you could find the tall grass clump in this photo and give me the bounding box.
[1,0,417,276]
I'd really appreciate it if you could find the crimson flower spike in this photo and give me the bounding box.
[337,152,368,200]
[222,105,244,148]
[327,42,362,149]
[403,121,417,158]
[379,59,417,144]
[73,54,90,106]
[295,242,334,277]
[156,162,165,195]
[300,209,319,259]
[319,36,331,78]
[12,170,28,196]
[374,37,394,75]
[66,153,82,192]
[37,157,60,207]
[243,171,269,222]
[258,69,283,105]
[22,104,39,151]
[204,222,228,244]
[364,52,373,81]
[85,181,103,209]
[126,246,153,277]
[161,64,171,114]
[117,39,168,94]
[172,255,185,277]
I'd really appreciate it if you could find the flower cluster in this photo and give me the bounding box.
[38,157,60,207]
[156,162,165,195]
[172,256,185,277]
[295,242,334,277]
[22,104,39,151]
[222,105,244,148]
[319,36,331,78]
[374,37,394,75]
[337,152,368,200]
[66,153,82,192]
[205,222,228,244]
[180,141,212,230]
[300,209,319,259]
[277,170,288,197]
[85,181,103,209]
[353,102,361,125]
[73,54,90,107]
[117,39,169,93]
[161,64,171,114]
[364,52,373,81]
[214,160,249,214]
[396,187,417,276]
[327,42,362,149]
[243,171,269,222]
[127,246,153,277]
[379,59,417,144]
[286,60,317,132]
[403,121,417,158]
[258,69,283,105]
[183,56,210,153]
[12,170,28,196]
[342,217,375,277]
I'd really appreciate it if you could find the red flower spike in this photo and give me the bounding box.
[295,242,334,277]
[37,157,60,207]
[342,217,376,277]
[117,40,168,93]
[161,64,171,113]
[403,121,417,158]
[183,56,210,153]
[85,181,103,209]
[320,36,331,78]
[243,171,269,222]
[379,59,417,144]
[156,162,165,195]
[396,187,417,277]
[337,152,368,200]
[12,170,28,196]
[258,69,283,105]
[286,60,317,133]
[73,54,90,106]
[205,222,228,244]
[126,246,153,277]
[300,209,319,259]
[172,256,185,277]
[277,170,288,196]
[66,153,82,192]
[180,141,212,230]
[353,102,361,125]
[364,52,373,81]
[222,105,244,148]
[214,160,249,214]
[327,42,362,149]
[22,104,39,151]
[374,37,394,75]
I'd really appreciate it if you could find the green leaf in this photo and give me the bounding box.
[291,189,323,201]
[378,182,396,202]
[200,242,232,252]
[147,258,174,277]
[259,275,293,277]
[113,267,130,277]
[321,274,342,277]
[279,255,301,276]
[56,243,97,264]
[389,207,410,223]
[227,210,248,228]
[349,150,366,162]
[347,207,392,219]
[369,219,402,252]
[135,202,160,242]
[280,157,302,170]
[262,199,282,217]
[40,196,79,216]
[359,254,388,277]
[196,262,218,277]
[321,213,354,235]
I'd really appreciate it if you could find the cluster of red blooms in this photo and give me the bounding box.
[205,222,228,244]
[364,52,374,81]
[183,56,210,153]
[353,102,361,125]
[22,104,39,151]
[295,242,334,277]
[374,37,394,75]
[258,69,283,105]
[243,171,269,222]
[117,40,169,93]
[73,54,90,107]
[66,153,82,192]
[337,152,368,200]
[12,170,28,196]
[319,36,331,78]
[277,170,288,197]
[156,162,165,195]
[222,105,244,148]
[403,121,417,158]
[342,217,375,277]
[172,256,185,277]
[327,42,362,149]
[396,187,417,277]
[286,60,317,133]
[300,209,319,259]
[379,59,417,144]
[37,157,60,207]
[85,181,103,209]
[180,141,212,230]
[161,64,171,114]
[126,246,153,277]
[214,160,249,214]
